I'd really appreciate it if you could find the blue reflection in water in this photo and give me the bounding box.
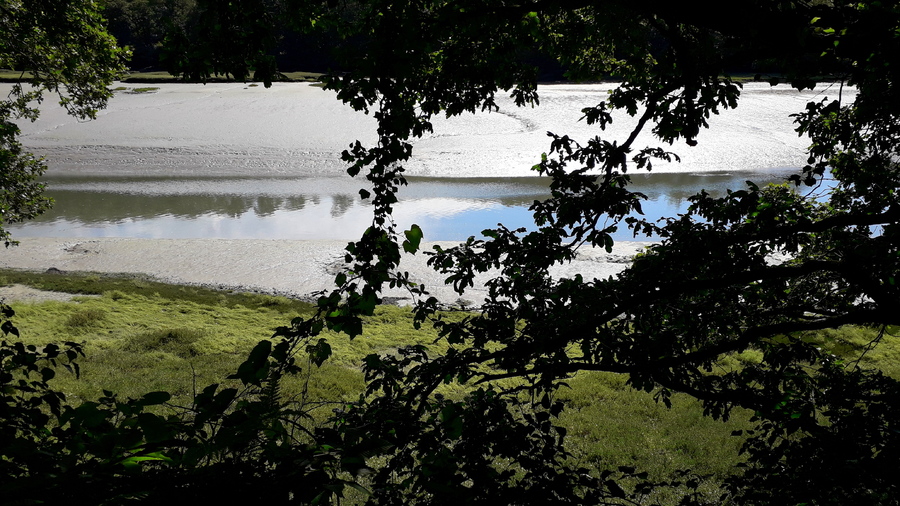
[10,170,812,241]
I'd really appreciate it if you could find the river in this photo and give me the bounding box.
[8,81,848,241]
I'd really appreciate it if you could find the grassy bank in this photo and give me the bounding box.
[3,268,895,496]
[0,69,324,84]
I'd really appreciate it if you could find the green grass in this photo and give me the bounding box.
[111,85,158,93]
[118,70,325,84]
[116,70,325,84]
[1,69,325,84]
[0,269,440,410]
[3,267,897,500]
[557,371,752,502]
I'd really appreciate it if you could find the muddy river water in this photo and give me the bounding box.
[8,81,848,241]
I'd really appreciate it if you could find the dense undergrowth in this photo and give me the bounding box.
[2,268,896,503]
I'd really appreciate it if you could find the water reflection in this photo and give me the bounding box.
[10,170,800,241]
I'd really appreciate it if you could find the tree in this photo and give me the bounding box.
[104,0,197,70]
[0,0,128,246]
[2,0,900,504]
[284,0,900,503]
[160,0,284,85]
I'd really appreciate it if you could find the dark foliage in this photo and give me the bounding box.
[3,1,900,504]
[1,0,128,245]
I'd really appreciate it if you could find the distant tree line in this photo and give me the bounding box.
[102,0,786,82]
[103,0,343,79]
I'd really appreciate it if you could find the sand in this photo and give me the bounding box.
[0,237,650,306]
[8,81,837,177]
[3,80,822,303]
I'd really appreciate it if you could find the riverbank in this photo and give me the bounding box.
[0,238,650,306]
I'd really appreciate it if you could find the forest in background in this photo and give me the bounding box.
[102,0,786,82]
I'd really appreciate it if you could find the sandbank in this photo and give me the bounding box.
[0,237,649,306]
[8,81,838,178]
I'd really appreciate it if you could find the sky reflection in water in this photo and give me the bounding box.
[11,170,805,242]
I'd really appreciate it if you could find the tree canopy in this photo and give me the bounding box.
[3,0,900,504]
[0,0,128,246]
[305,0,900,503]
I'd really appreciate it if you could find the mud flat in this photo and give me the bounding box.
[0,238,651,306]
[8,81,836,177]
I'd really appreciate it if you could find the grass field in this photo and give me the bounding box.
[2,267,895,499]
[0,69,324,84]
[0,69,790,86]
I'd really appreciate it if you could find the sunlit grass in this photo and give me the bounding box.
[0,270,441,409]
[3,268,898,501]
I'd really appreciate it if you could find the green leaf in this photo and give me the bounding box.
[140,391,172,406]
[1,320,19,337]
[229,340,272,385]
[120,451,174,469]
[402,224,424,254]
[308,338,333,366]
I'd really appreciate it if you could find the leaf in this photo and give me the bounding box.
[606,479,626,498]
[402,224,424,254]
[41,367,55,382]
[137,413,173,443]
[229,340,272,385]
[1,320,19,337]
[308,338,333,367]
[140,391,172,406]
[120,451,174,469]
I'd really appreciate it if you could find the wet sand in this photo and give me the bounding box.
[0,238,649,306]
[9,81,838,177]
[3,81,829,301]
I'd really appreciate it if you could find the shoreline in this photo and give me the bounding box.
[0,237,651,306]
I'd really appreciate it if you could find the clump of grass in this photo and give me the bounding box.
[65,308,106,329]
[0,269,315,314]
[239,293,300,313]
[111,86,158,93]
[105,289,127,301]
[124,328,204,358]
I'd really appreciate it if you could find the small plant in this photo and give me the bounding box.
[124,328,204,358]
[65,308,106,329]
[104,289,127,301]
